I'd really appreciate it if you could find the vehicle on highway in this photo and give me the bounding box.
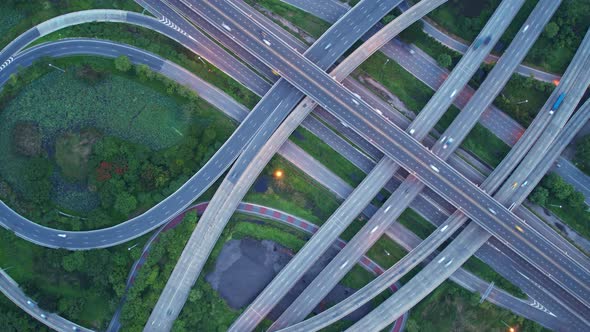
[352,99,360,105]
[57,233,67,238]
[443,137,454,149]
[272,69,281,76]
[515,225,525,233]
[341,121,349,128]
[521,180,529,187]
[409,49,415,55]
[222,23,232,31]
[450,89,458,98]
[429,164,440,173]
[263,39,272,46]
[409,128,415,135]
[488,207,497,215]
[324,43,332,50]
[523,24,529,32]
[444,259,454,267]
[352,92,362,100]
[375,109,383,116]
[440,225,448,232]
[549,92,566,114]
[512,182,518,189]
[473,38,484,50]
[72,327,79,331]
[26,300,34,307]
[473,35,491,50]
[437,256,446,264]
[40,313,47,319]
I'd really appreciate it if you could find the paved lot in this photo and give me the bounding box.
[206,237,373,321]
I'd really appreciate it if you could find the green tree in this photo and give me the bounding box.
[114,55,132,72]
[114,192,137,216]
[529,187,549,206]
[544,22,560,39]
[62,251,85,272]
[568,191,586,208]
[437,53,453,68]
[542,173,573,200]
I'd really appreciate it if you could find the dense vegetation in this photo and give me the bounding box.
[406,281,549,332]
[0,57,234,230]
[0,0,140,49]
[0,224,143,329]
[529,173,589,238]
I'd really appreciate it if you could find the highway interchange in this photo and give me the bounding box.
[164,0,590,322]
[1,0,590,331]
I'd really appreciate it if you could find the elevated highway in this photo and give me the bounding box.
[144,0,407,330]
[269,0,565,328]
[192,0,590,311]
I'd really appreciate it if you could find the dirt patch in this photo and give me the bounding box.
[207,237,373,322]
[12,121,42,157]
[55,129,102,182]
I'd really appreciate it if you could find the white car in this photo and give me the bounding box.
[58,233,67,238]
[443,137,454,149]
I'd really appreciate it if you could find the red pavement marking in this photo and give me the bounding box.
[287,216,295,223]
[273,211,281,218]
[259,207,267,214]
[245,204,253,211]
[300,221,308,229]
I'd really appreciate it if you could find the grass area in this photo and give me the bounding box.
[34,22,260,109]
[494,75,554,127]
[0,0,141,50]
[406,281,550,332]
[0,56,235,228]
[0,227,145,329]
[398,208,436,239]
[463,256,526,298]
[246,0,331,39]
[245,156,343,225]
[290,126,365,187]
[546,199,590,240]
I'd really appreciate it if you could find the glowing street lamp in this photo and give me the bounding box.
[274,170,284,179]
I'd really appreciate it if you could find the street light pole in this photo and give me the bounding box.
[548,204,562,209]
[380,58,390,80]
[516,99,529,104]
[48,63,65,73]
[128,243,139,251]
